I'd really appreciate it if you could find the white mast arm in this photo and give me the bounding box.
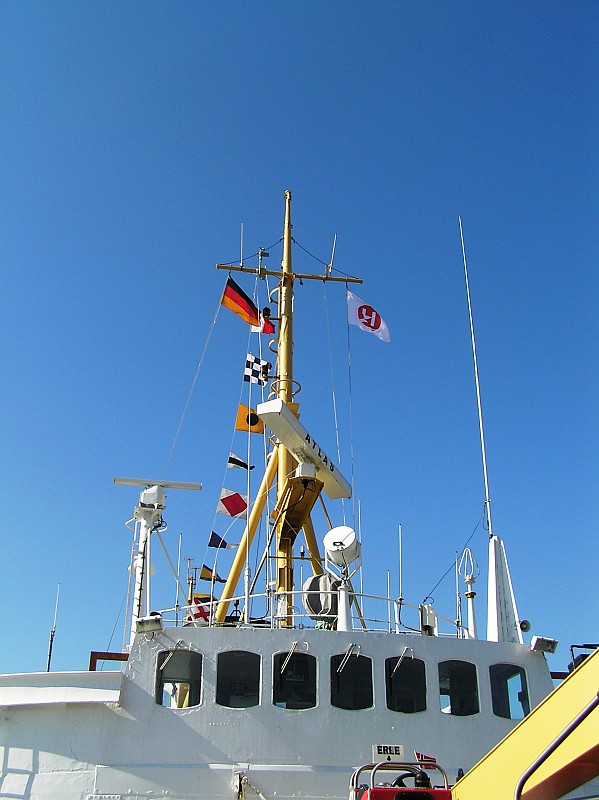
[114,477,202,647]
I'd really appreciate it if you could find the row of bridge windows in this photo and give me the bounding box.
[156,650,530,720]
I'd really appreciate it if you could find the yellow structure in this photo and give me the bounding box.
[213,191,362,624]
[452,647,599,800]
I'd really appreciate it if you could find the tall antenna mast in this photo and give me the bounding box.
[459,216,493,538]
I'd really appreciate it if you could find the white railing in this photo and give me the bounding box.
[155,588,471,639]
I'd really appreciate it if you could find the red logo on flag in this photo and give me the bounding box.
[357,304,383,332]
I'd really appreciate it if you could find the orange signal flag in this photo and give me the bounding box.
[235,403,264,434]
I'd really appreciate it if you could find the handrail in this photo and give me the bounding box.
[513,691,599,800]
[156,588,470,637]
[349,761,450,792]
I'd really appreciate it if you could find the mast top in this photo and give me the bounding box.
[216,189,361,285]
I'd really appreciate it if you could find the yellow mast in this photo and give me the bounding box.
[214,191,362,625]
[275,190,296,622]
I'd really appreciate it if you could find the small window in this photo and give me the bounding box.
[216,650,260,708]
[331,652,373,710]
[273,652,316,709]
[386,655,426,713]
[156,649,203,708]
[438,660,479,716]
[490,663,530,719]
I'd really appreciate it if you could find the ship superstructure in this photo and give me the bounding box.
[0,193,569,800]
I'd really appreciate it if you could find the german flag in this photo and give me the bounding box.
[221,276,260,326]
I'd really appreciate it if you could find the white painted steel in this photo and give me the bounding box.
[256,399,351,499]
[0,625,555,799]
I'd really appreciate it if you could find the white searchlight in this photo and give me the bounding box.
[256,399,351,500]
[323,525,361,567]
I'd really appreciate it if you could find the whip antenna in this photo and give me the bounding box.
[46,583,60,672]
[459,217,493,538]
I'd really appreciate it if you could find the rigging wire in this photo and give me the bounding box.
[421,504,486,604]
[162,286,224,479]
[291,237,361,283]
[291,237,329,267]
[217,238,282,268]
[200,271,278,617]
[322,281,345,524]
[105,584,129,663]
[344,285,357,529]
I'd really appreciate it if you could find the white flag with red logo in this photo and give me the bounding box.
[347,290,390,342]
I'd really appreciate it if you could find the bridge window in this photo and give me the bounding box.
[385,654,427,713]
[438,660,479,716]
[156,649,203,708]
[331,652,373,710]
[490,663,530,719]
[216,650,260,708]
[273,651,317,709]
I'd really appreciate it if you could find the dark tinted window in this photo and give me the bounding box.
[331,653,373,710]
[156,649,203,708]
[273,652,316,709]
[216,650,260,708]
[490,663,530,719]
[438,660,479,716]
[385,655,426,713]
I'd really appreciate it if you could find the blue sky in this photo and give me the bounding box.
[0,2,597,674]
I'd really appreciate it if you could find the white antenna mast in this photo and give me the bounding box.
[240,222,244,266]
[398,523,403,600]
[326,233,337,277]
[459,220,523,643]
[459,217,493,538]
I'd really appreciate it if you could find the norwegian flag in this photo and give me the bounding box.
[243,353,271,386]
[414,751,437,769]
[217,488,248,518]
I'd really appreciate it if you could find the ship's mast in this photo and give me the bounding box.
[276,190,296,618]
[214,191,361,625]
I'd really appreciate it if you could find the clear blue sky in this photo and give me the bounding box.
[1,2,597,674]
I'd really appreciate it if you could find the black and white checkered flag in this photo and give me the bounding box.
[244,353,271,386]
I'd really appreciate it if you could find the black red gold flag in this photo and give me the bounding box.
[221,277,260,326]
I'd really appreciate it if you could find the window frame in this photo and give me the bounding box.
[216,649,261,709]
[155,648,203,709]
[330,652,374,711]
[272,650,317,710]
[438,659,479,717]
[385,654,427,713]
[489,662,530,720]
